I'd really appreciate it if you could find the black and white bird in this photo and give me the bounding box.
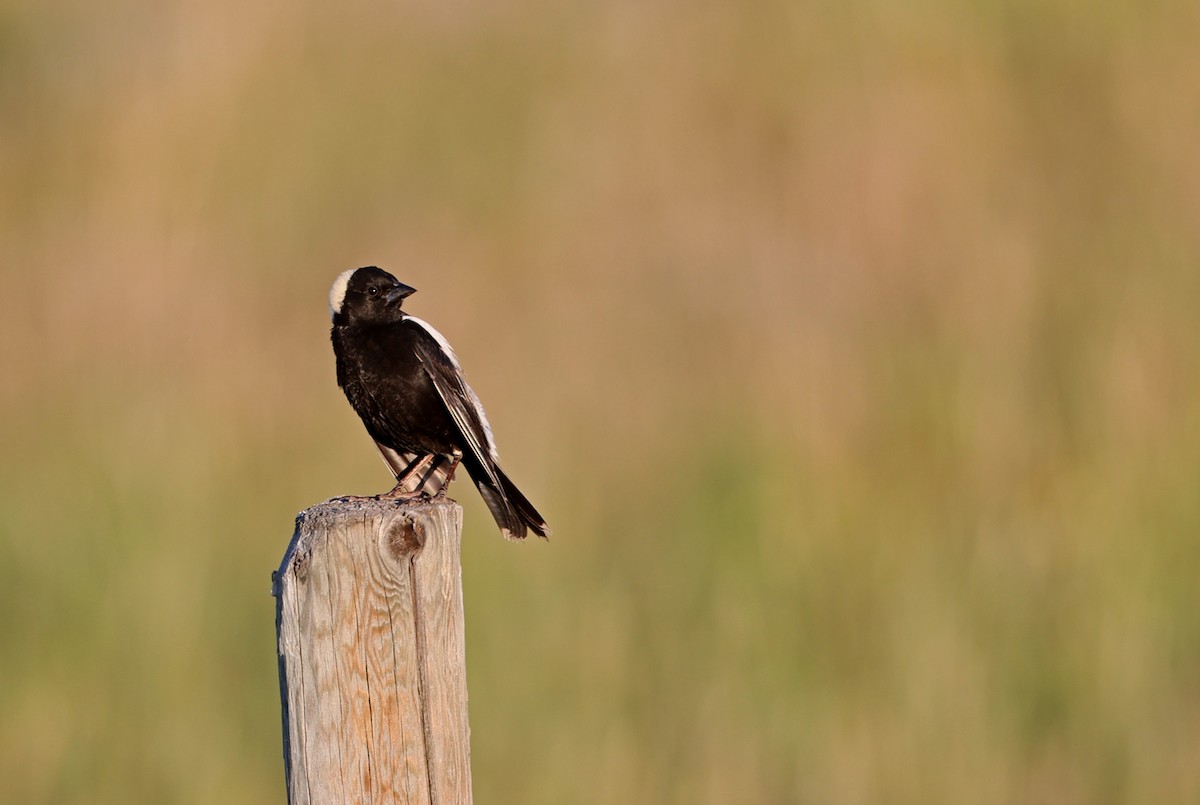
[328,266,549,540]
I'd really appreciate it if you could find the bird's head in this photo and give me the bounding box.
[329,266,416,325]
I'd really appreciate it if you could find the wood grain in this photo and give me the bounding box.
[274,497,472,805]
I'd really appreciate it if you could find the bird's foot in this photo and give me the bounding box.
[331,487,427,504]
[332,493,381,503]
[378,482,430,501]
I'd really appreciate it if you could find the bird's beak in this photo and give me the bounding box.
[385,283,417,304]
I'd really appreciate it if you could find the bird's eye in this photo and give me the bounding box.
[368,286,379,296]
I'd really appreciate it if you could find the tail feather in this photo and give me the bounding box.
[464,455,550,540]
[494,464,551,539]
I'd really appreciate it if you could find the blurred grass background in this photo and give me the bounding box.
[2,0,1199,802]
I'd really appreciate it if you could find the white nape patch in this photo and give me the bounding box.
[406,314,500,459]
[328,269,356,318]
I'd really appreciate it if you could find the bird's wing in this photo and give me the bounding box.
[402,316,502,488]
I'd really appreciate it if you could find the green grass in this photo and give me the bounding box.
[2,1,1199,802]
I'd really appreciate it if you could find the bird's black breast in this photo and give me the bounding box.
[332,321,460,456]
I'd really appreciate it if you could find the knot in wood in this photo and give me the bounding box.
[291,550,310,583]
[384,513,425,559]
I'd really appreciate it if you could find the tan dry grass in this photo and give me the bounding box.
[2,1,1199,802]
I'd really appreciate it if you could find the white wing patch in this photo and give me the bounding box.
[328,269,355,318]
[404,314,460,366]
[404,314,500,460]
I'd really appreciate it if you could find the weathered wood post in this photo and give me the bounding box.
[273,496,472,805]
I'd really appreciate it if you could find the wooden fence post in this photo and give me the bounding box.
[273,496,473,805]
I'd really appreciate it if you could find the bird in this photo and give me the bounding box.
[328,266,550,540]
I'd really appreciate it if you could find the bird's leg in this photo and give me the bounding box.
[415,454,447,496]
[435,455,462,497]
[379,453,436,500]
[394,453,430,487]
